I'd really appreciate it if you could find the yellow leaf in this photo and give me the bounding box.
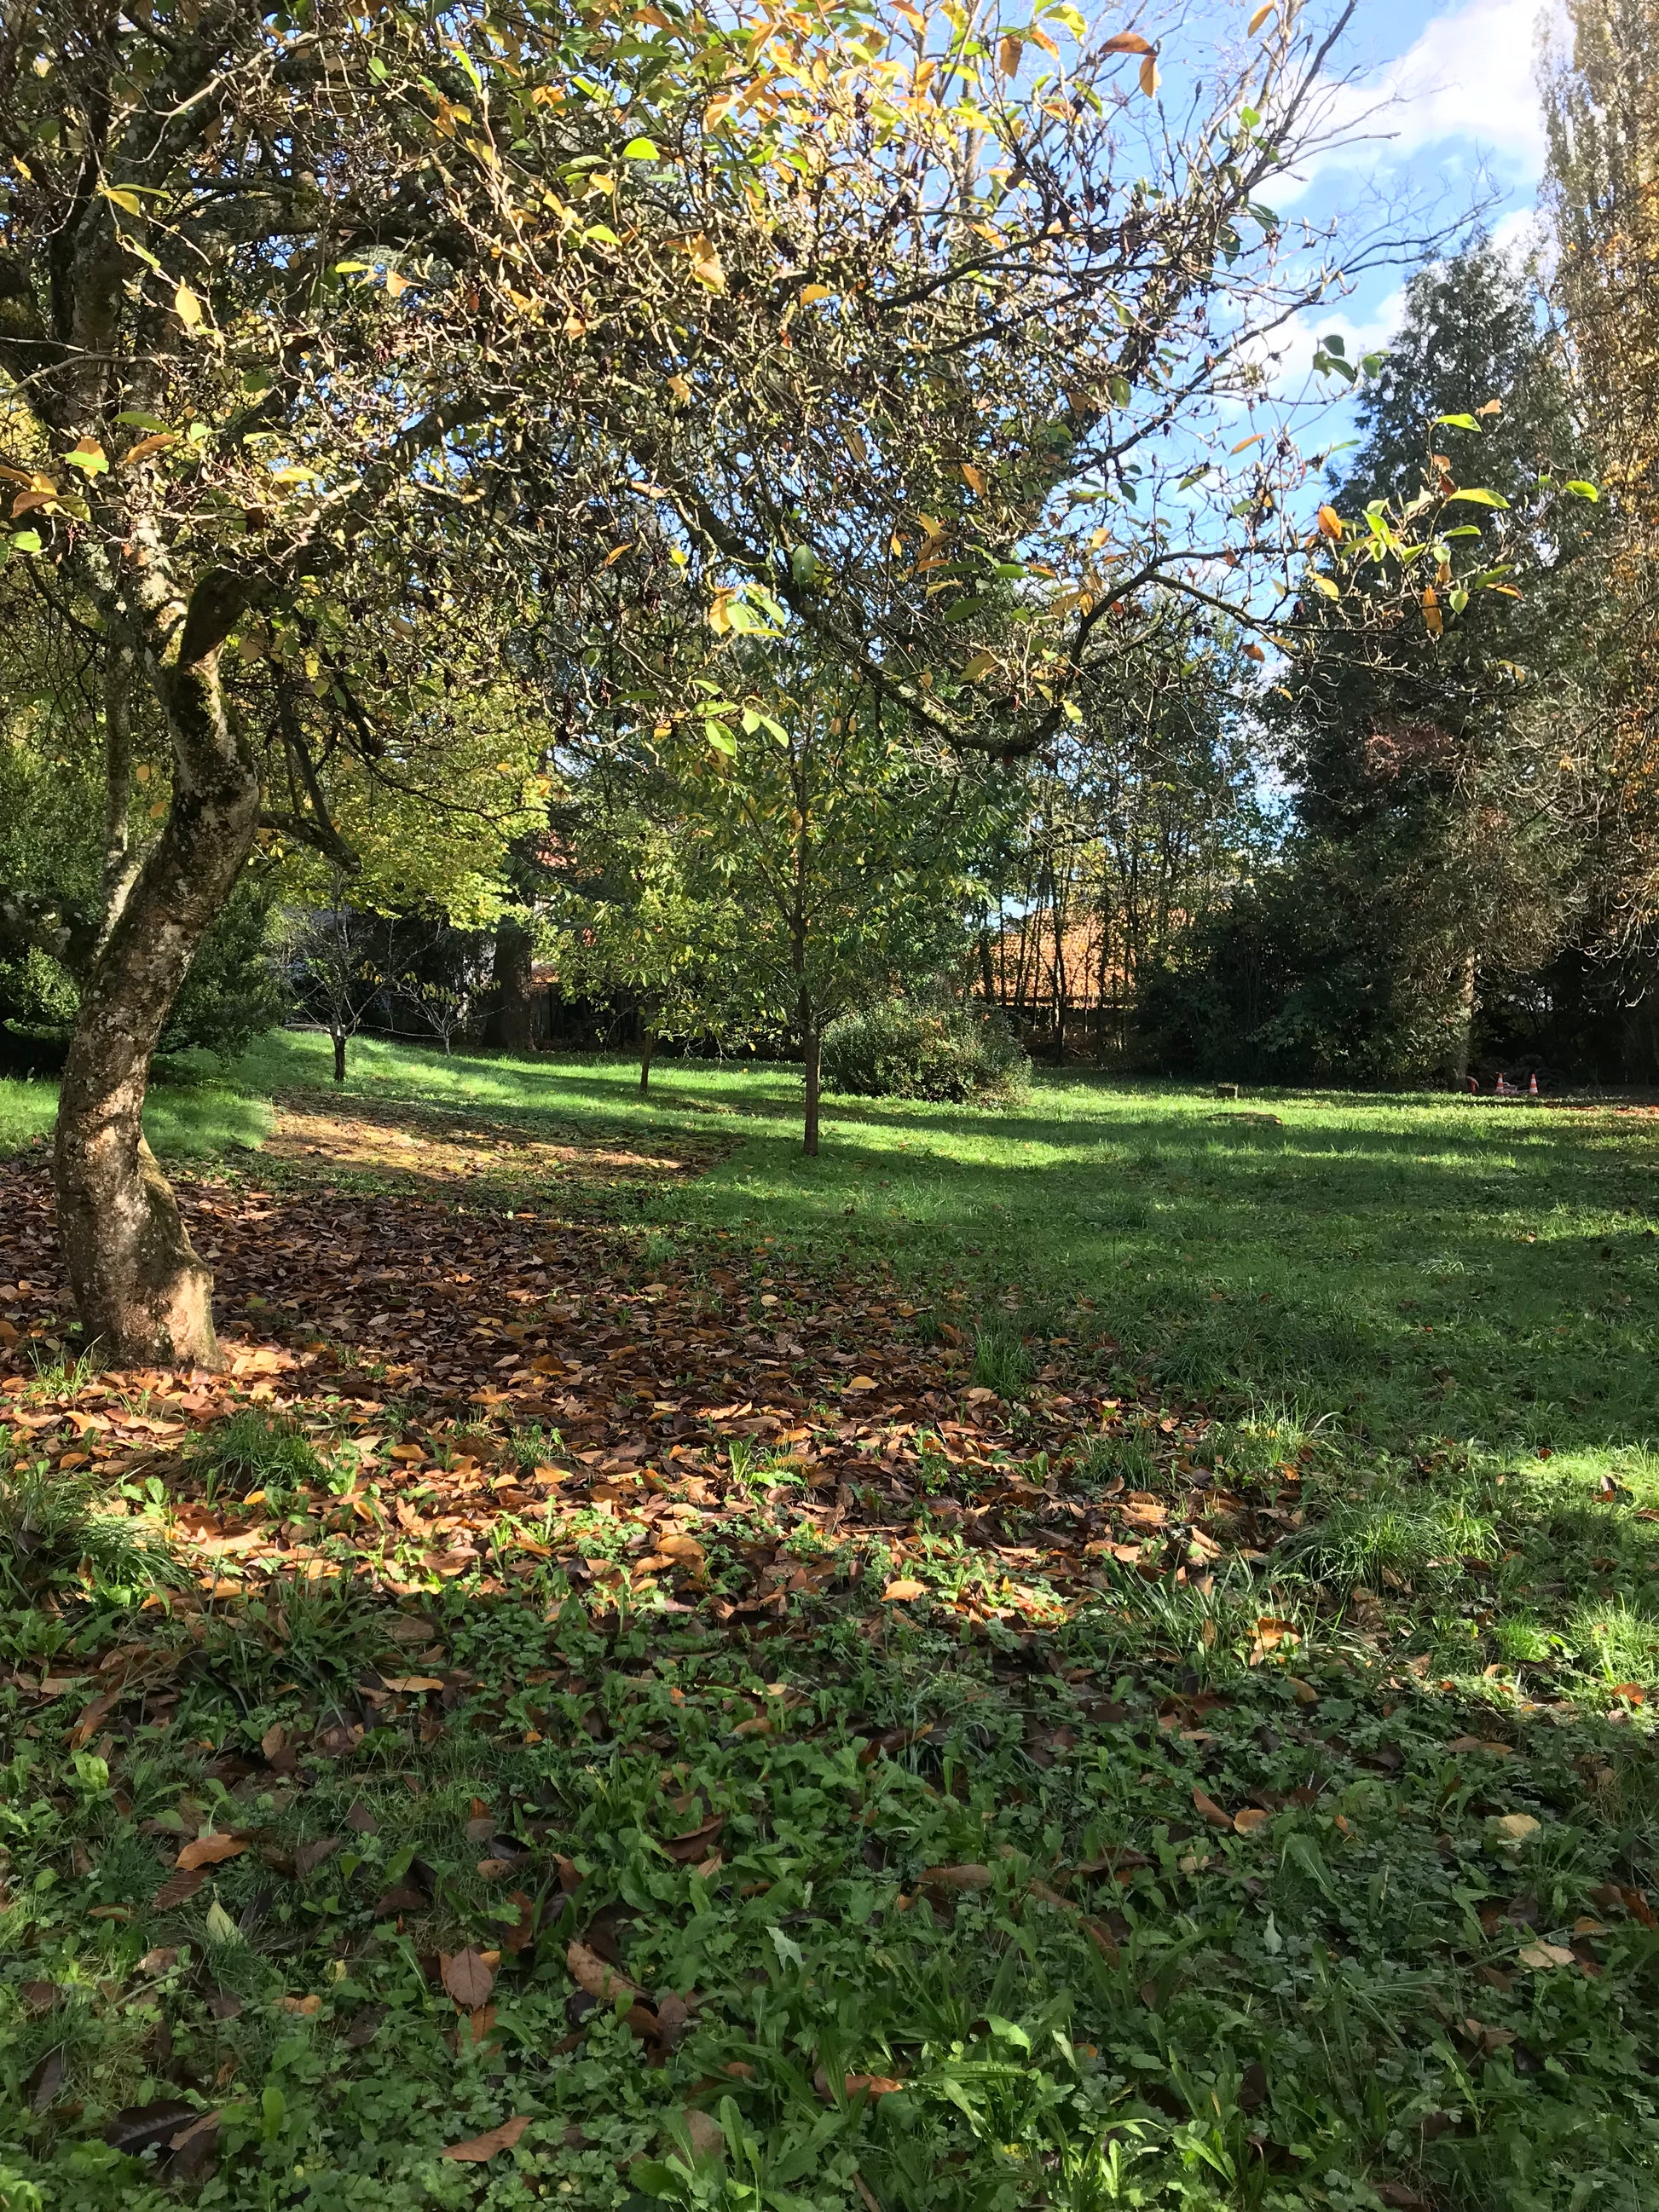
[999,33,1021,75]
[174,281,203,329]
[1316,504,1344,540]
[892,0,928,27]
[1493,1813,1540,1844]
[1246,3,1275,32]
[1138,52,1159,95]
[1477,396,1503,414]
[962,650,997,679]
[961,461,986,495]
[799,282,833,303]
[384,269,408,298]
[1231,432,1263,454]
[101,183,144,217]
[882,1578,927,1603]
[681,234,725,291]
[1028,25,1060,55]
[1517,1942,1574,1970]
[1421,585,1442,637]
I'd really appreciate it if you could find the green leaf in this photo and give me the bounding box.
[1444,488,1509,510]
[9,529,43,554]
[1563,480,1599,500]
[769,1925,805,1970]
[115,411,172,431]
[1433,413,1481,431]
[622,136,661,160]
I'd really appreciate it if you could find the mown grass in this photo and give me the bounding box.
[0,1071,269,1164]
[4,1037,1659,2209]
[190,1031,1659,1464]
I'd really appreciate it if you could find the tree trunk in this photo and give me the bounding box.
[802,1020,821,1157]
[1445,951,1477,1086]
[55,595,261,1370]
[332,1025,347,1083]
[98,642,144,949]
[495,918,536,1055]
[639,1025,656,1093]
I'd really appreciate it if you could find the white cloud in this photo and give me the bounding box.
[1282,0,1562,200]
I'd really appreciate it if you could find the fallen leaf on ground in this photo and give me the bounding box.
[441,1949,496,2007]
[882,1578,926,1603]
[440,2115,530,2163]
[176,1832,246,1870]
[567,1938,643,2005]
[920,1863,994,1891]
[1493,1814,1540,1844]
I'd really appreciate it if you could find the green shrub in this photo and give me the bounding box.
[821,996,1029,1104]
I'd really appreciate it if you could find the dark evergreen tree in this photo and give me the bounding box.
[1260,240,1605,1083]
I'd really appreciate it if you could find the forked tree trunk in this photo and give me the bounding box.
[332,1025,347,1083]
[55,604,261,1369]
[495,918,536,1055]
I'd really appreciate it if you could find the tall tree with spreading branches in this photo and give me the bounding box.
[4,0,1458,1366]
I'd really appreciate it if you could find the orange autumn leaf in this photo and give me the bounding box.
[176,1833,247,1870]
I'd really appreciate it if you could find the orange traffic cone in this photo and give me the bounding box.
[1529,1071,1539,1098]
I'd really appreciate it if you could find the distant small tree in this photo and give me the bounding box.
[550,816,739,1091]
[673,678,1008,1153]
[397,935,494,1059]
[282,897,395,1085]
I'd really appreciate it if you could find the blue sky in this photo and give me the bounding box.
[1275,0,1556,366]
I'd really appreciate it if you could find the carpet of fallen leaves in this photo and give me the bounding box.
[0,1116,1284,1631]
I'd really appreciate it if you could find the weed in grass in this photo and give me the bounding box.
[0,1457,182,1603]
[1288,1473,1499,1594]
[970,1319,1032,1400]
[1077,1428,1158,1492]
[194,1407,325,1507]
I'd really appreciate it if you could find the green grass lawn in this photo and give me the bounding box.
[5,1037,1659,2212]
[130,1028,1659,1465]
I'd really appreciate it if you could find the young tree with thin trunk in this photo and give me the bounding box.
[673,680,1004,1155]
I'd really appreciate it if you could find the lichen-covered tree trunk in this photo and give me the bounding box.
[55,604,261,1369]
